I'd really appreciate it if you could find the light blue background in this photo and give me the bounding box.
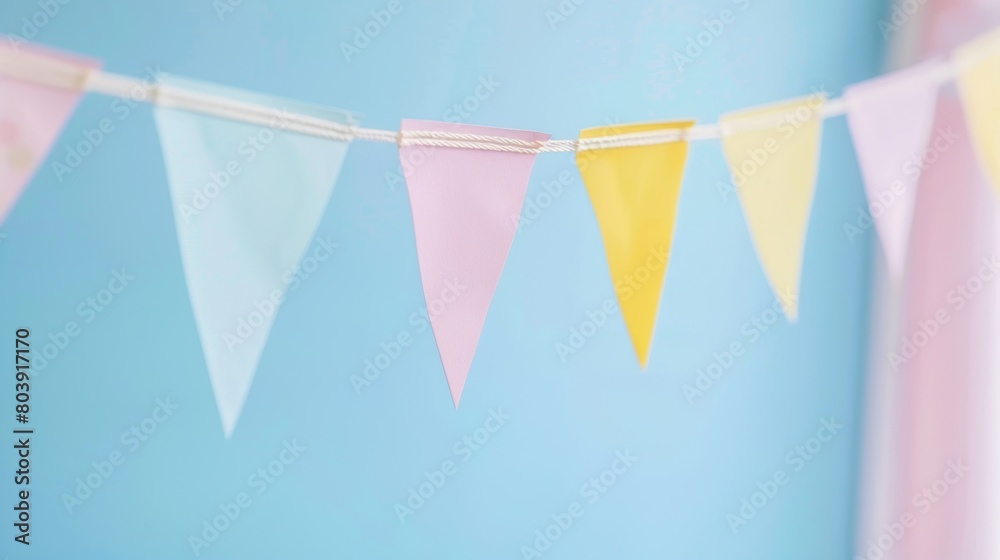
[1,0,880,558]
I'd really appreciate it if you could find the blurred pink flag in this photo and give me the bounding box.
[845,60,942,278]
[885,4,1000,560]
[0,43,99,223]
[400,119,549,407]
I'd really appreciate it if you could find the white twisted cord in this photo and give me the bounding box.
[0,46,959,154]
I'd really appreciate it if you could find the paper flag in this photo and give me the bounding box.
[575,121,694,367]
[400,119,549,406]
[0,44,99,223]
[154,76,354,437]
[719,94,826,320]
[955,27,1000,195]
[845,60,942,278]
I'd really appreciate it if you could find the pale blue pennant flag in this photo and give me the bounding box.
[154,76,355,437]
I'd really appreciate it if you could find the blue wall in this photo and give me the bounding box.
[0,0,880,558]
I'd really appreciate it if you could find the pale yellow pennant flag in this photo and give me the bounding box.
[955,27,1000,195]
[719,94,826,320]
[576,120,695,368]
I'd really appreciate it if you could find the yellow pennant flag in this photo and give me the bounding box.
[576,120,694,368]
[955,28,1000,195]
[719,94,825,320]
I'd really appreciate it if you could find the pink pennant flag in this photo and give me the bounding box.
[844,59,943,278]
[0,43,99,223]
[400,119,549,406]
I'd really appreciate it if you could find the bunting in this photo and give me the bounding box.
[1,29,1000,416]
[720,95,826,320]
[576,121,694,367]
[845,60,942,277]
[400,119,549,406]
[153,76,355,437]
[954,27,1000,195]
[0,44,99,223]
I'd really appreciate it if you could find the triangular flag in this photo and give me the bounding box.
[845,60,942,278]
[154,76,355,437]
[0,43,100,223]
[400,119,550,406]
[575,121,694,368]
[955,27,1000,195]
[719,94,826,320]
